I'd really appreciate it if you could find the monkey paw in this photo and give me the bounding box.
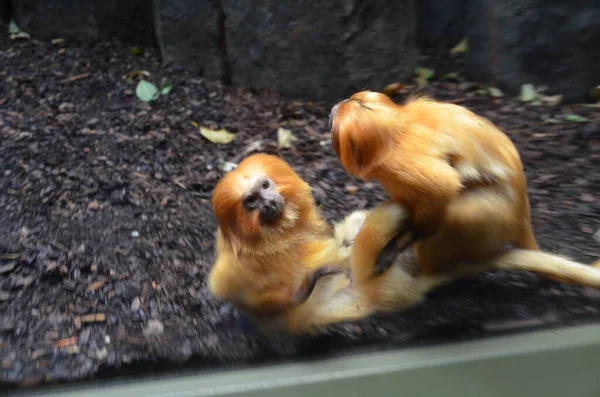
[291,266,351,305]
[374,232,415,275]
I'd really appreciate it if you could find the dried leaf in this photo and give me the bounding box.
[564,114,589,123]
[519,84,538,103]
[9,20,30,40]
[125,69,150,82]
[381,83,404,97]
[136,79,160,102]
[450,38,468,56]
[488,87,504,98]
[540,94,563,106]
[277,127,297,149]
[199,126,236,144]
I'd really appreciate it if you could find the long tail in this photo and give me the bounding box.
[483,249,600,287]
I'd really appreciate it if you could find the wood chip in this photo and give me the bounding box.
[81,313,106,323]
[55,336,77,348]
[86,279,106,292]
[59,73,90,83]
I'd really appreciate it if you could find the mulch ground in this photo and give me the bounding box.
[1,30,600,392]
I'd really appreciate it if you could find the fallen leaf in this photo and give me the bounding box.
[381,83,404,97]
[414,67,435,87]
[450,38,468,56]
[161,83,173,95]
[124,69,150,82]
[540,94,563,106]
[277,127,297,149]
[219,162,238,172]
[9,20,30,40]
[442,72,459,81]
[130,46,144,56]
[565,114,589,123]
[199,126,236,144]
[488,87,504,98]
[519,84,538,102]
[136,79,160,102]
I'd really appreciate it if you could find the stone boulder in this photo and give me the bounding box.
[417,0,467,50]
[222,0,417,101]
[466,0,600,103]
[10,0,155,45]
[153,0,227,80]
[155,0,417,102]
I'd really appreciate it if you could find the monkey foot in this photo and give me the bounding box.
[373,232,416,276]
[291,266,351,306]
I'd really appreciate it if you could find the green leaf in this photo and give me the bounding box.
[130,46,144,56]
[488,87,504,98]
[160,83,173,95]
[136,80,159,102]
[564,114,589,123]
[414,67,435,87]
[519,84,538,102]
[9,20,20,34]
[441,72,459,81]
[450,38,468,56]
[199,127,236,144]
[415,67,435,80]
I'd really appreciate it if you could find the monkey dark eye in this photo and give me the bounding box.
[244,194,258,208]
[261,180,270,190]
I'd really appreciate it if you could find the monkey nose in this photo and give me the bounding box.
[260,200,283,223]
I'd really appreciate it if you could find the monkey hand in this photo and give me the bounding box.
[291,265,352,306]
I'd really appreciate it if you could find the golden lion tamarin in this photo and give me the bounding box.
[208,153,366,330]
[209,154,600,335]
[329,90,540,275]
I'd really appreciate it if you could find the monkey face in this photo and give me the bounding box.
[212,154,314,242]
[242,176,284,224]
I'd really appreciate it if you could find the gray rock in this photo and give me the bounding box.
[417,0,467,49]
[1,1,9,23]
[11,0,155,45]
[153,0,227,80]
[222,0,417,101]
[466,0,600,103]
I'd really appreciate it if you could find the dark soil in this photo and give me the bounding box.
[1,30,600,392]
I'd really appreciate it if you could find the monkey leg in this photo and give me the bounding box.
[415,186,528,274]
[352,201,412,283]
